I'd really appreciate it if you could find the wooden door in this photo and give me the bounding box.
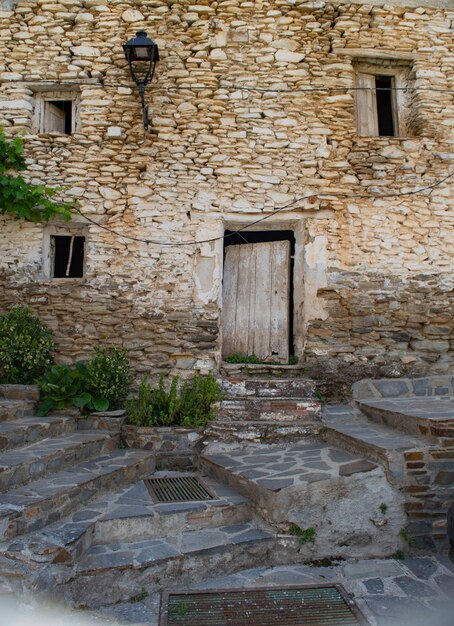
[222,240,290,363]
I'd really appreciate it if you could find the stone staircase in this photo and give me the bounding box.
[0,374,452,620]
[324,375,454,552]
[205,375,322,444]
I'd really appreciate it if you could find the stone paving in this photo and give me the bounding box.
[5,473,250,563]
[86,555,454,625]
[204,441,378,491]
[359,396,454,421]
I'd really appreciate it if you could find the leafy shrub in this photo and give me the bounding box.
[0,306,55,384]
[84,346,132,410]
[126,372,223,428]
[38,362,110,416]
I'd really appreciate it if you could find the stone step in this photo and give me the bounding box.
[220,363,307,378]
[0,431,118,492]
[6,473,253,566]
[199,442,406,560]
[65,522,277,607]
[218,397,321,421]
[323,405,426,483]
[0,415,76,452]
[356,397,454,441]
[0,449,155,540]
[221,377,316,399]
[0,399,35,422]
[0,385,39,402]
[204,420,322,445]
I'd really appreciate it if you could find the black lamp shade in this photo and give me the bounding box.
[123,31,160,63]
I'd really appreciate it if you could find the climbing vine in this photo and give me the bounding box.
[0,128,73,222]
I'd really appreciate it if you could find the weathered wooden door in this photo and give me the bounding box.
[222,240,290,363]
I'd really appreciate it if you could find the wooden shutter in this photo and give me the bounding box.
[356,73,378,136]
[43,102,66,133]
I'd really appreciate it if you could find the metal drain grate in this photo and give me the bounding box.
[144,475,216,503]
[160,585,368,625]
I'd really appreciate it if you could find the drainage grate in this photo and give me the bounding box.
[144,475,216,503]
[160,585,368,626]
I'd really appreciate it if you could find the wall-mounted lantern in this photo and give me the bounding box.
[123,31,160,130]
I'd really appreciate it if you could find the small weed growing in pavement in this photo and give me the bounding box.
[379,503,388,515]
[130,587,148,603]
[315,390,326,403]
[399,528,414,545]
[288,524,316,545]
[318,425,328,435]
[393,550,405,560]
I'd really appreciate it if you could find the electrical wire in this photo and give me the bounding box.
[73,170,454,248]
[21,78,454,94]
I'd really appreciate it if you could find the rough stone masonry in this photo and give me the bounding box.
[0,0,453,385]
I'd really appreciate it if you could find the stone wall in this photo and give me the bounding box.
[0,0,453,383]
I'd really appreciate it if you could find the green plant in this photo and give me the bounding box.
[318,425,328,435]
[84,346,131,410]
[379,503,388,515]
[288,524,316,545]
[224,353,296,366]
[399,528,414,545]
[393,550,405,560]
[38,362,109,416]
[0,306,55,384]
[315,390,327,403]
[0,129,73,222]
[126,372,223,428]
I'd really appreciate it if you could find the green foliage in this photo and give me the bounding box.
[126,372,223,428]
[399,528,414,545]
[84,346,132,410]
[0,128,73,222]
[224,353,296,365]
[0,306,55,384]
[393,550,405,560]
[379,503,388,515]
[288,524,316,545]
[318,425,328,435]
[37,346,131,416]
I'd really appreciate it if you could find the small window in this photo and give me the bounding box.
[34,91,80,135]
[43,100,73,134]
[51,235,85,278]
[355,61,412,137]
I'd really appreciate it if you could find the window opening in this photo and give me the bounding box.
[375,76,395,136]
[41,99,74,134]
[52,235,85,278]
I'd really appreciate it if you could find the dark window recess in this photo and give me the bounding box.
[52,235,85,278]
[48,100,73,134]
[375,76,395,137]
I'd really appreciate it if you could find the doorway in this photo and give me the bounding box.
[222,230,295,364]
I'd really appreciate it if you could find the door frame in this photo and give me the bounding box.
[220,218,305,364]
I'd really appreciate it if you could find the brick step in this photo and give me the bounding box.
[204,420,322,445]
[220,363,306,379]
[221,377,316,399]
[0,385,39,402]
[0,431,118,492]
[64,522,279,607]
[0,449,154,540]
[323,405,427,483]
[0,400,35,422]
[356,397,454,442]
[0,416,76,452]
[6,473,253,566]
[218,397,321,421]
